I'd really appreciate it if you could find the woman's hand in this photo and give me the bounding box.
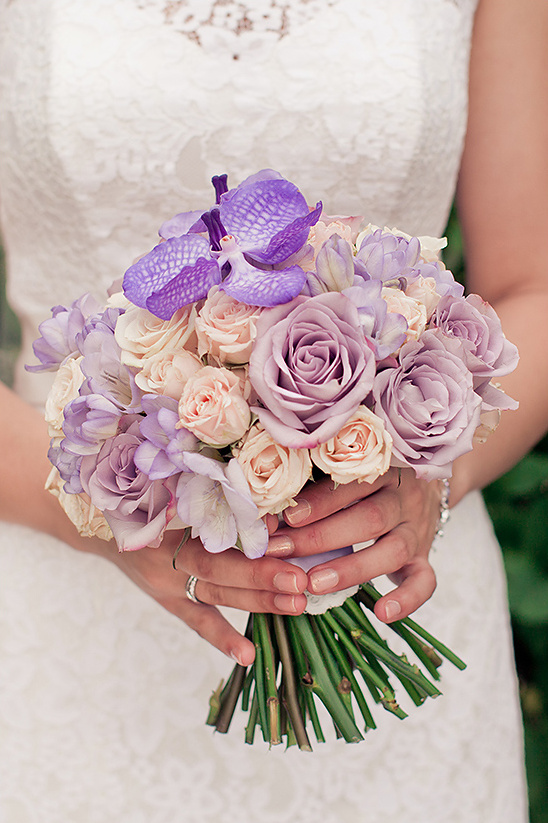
[267,468,442,624]
[80,524,309,667]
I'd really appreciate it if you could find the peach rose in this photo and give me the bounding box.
[195,287,262,365]
[382,287,427,342]
[134,349,203,399]
[177,366,251,447]
[234,422,313,516]
[310,406,392,485]
[45,466,113,541]
[44,357,85,438]
[114,304,197,368]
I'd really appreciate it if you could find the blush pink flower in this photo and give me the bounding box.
[195,287,262,365]
[310,406,392,485]
[234,422,313,516]
[177,366,251,447]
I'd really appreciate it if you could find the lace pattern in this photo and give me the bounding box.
[138,0,337,43]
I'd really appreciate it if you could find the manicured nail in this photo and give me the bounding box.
[308,568,339,594]
[284,499,311,526]
[274,571,299,593]
[274,594,298,612]
[230,650,244,666]
[266,535,294,557]
[385,600,401,621]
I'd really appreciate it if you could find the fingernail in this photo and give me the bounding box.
[284,499,311,526]
[274,571,299,593]
[308,568,339,594]
[385,600,401,621]
[266,535,294,557]
[274,594,298,612]
[230,650,244,666]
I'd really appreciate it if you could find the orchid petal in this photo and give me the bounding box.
[123,235,212,309]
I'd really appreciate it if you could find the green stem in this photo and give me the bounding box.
[215,662,248,734]
[285,617,326,745]
[245,685,260,745]
[289,615,364,743]
[255,613,281,745]
[273,615,312,752]
[316,614,376,731]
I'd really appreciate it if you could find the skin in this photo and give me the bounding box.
[1,0,548,667]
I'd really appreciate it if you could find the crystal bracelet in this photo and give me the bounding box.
[435,478,451,538]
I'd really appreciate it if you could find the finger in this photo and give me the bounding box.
[176,540,308,596]
[373,559,437,622]
[160,597,256,666]
[305,524,418,594]
[271,486,403,559]
[282,469,398,528]
[191,577,308,616]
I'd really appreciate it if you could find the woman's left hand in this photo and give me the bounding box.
[266,467,443,623]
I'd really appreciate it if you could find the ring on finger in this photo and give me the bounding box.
[185,574,204,604]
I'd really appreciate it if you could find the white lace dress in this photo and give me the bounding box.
[0,1,529,821]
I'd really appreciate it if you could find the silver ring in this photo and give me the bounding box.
[185,574,201,604]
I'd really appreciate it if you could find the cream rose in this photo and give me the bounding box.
[44,357,85,438]
[382,287,427,342]
[310,406,392,485]
[134,349,203,399]
[177,366,251,447]
[234,422,312,516]
[46,466,113,541]
[114,304,197,368]
[405,275,441,319]
[195,287,262,365]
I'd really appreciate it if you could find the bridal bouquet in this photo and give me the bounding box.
[29,170,518,749]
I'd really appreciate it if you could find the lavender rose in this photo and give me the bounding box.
[249,292,376,448]
[80,415,178,551]
[372,330,482,479]
[431,294,519,409]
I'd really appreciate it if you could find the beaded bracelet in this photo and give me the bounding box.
[435,478,451,538]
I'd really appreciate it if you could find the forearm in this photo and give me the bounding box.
[0,380,86,546]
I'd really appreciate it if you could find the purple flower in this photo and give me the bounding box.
[249,292,376,448]
[26,294,99,373]
[48,441,84,494]
[343,281,408,359]
[80,416,177,551]
[305,235,355,295]
[134,395,200,481]
[176,451,268,558]
[431,294,519,410]
[122,170,322,318]
[355,230,421,283]
[79,317,142,411]
[62,394,122,456]
[372,330,482,479]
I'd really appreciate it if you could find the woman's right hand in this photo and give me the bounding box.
[80,526,309,666]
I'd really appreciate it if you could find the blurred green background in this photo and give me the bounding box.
[1,216,547,820]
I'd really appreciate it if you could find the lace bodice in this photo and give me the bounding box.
[0,0,477,405]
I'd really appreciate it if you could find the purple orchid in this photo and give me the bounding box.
[134,395,200,481]
[123,170,322,318]
[26,294,100,373]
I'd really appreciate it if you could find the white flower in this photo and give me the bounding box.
[44,357,85,438]
[134,349,203,399]
[114,304,197,368]
[45,466,113,541]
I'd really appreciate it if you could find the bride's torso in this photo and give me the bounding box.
[0,0,477,404]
